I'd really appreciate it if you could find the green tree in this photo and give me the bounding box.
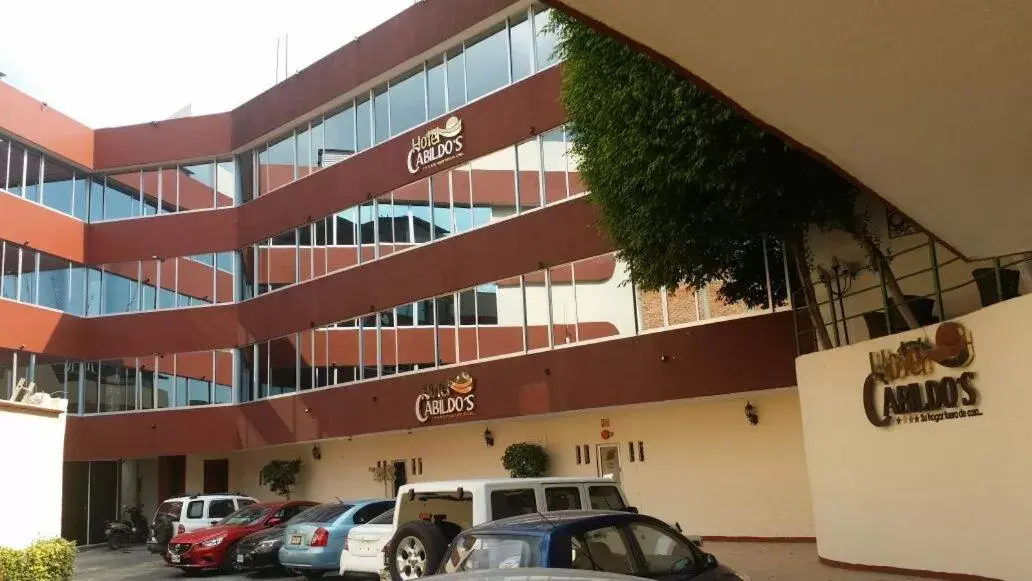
[549,12,916,348]
[259,459,303,499]
[502,443,549,478]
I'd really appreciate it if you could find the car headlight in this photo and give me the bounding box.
[255,539,282,552]
[199,535,226,548]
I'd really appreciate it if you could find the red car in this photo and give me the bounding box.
[165,500,316,575]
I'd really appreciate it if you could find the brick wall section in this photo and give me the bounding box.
[638,283,751,330]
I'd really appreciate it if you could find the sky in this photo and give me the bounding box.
[0,0,413,128]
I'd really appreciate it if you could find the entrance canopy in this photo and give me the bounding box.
[548,1,1032,259]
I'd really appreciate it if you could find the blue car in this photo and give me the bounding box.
[280,498,394,579]
[437,511,747,581]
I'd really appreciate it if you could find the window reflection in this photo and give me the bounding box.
[509,11,534,81]
[390,66,427,136]
[464,23,509,101]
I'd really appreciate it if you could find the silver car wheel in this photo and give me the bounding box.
[395,535,428,580]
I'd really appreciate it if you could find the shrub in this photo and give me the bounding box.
[259,458,304,498]
[0,538,76,581]
[502,443,549,478]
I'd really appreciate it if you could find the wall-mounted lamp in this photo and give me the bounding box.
[745,402,759,426]
[311,445,322,460]
[483,427,495,448]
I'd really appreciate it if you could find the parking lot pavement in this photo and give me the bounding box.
[705,542,944,581]
[75,542,943,581]
[73,545,343,580]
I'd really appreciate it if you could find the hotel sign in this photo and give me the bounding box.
[407,116,465,174]
[862,322,983,427]
[415,372,476,423]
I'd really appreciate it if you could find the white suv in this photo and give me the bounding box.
[347,477,640,580]
[148,492,257,548]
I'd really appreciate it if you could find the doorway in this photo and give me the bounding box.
[392,461,407,496]
[158,456,186,500]
[203,459,230,494]
[596,444,622,481]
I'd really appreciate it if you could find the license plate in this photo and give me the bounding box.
[237,554,244,563]
[291,534,303,545]
[170,554,181,564]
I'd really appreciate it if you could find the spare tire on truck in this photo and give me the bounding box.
[387,520,450,581]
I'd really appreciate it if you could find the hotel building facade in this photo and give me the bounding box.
[5,1,1025,579]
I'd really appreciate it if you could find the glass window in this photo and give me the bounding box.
[356,94,372,152]
[544,487,582,511]
[1,243,16,301]
[6,143,25,196]
[37,255,69,311]
[188,378,210,406]
[359,203,376,245]
[352,501,392,525]
[98,361,134,413]
[476,284,499,324]
[374,85,390,144]
[509,11,534,81]
[427,57,447,119]
[442,534,543,573]
[0,138,8,192]
[156,370,173,408]
[299,503,353,524]
[139,368,155,409]
[260,135,295,195]
[104,173,141,220]
[296,124,314,177]
[309,119,326,171]
[446,47,466,110]
[215,160,235,207]
[325,105,356,164]
[588,486,626,510]
[436,295,456,326]
[72,173,89,221]
[23,150,41,202]
[628,522,697,576]
[41,158,75,216]
[533,7,559,69]
[186,501,205,519]
[464,24,509,101]
[89,178,105,222]
[68,266,86,316]
[573,527,634,575]
[390,66,427,136]
[334,208,357,245]
[208,499,236,519]
[18,248,38,304]
[490,489,537,520]
[102,270,138,314]
[85,268,102,316]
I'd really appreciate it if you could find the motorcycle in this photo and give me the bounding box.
[105,505,149,550]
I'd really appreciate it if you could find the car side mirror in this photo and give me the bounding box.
[704,553,718,569]
[266,518,282,527]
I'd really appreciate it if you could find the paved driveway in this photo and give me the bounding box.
[73,545,343,580]
[75,542,944,581]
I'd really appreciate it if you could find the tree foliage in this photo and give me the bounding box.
[259,459,303,499]
[501,442,549,478]
[549,12,860,312]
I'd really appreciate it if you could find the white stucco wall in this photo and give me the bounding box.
[188,389,814,539]
[0,400,67,549]
[796,293,1032,580]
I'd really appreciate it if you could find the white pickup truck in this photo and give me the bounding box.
[339,477,699,581]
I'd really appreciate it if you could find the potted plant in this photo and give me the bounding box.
[259,459,303,499]
[502,443,549,478]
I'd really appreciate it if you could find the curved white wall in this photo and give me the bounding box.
[796,294,1032,580]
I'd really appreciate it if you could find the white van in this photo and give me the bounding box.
[343,477,635,580]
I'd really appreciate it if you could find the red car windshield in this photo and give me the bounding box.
[218,505,271,526]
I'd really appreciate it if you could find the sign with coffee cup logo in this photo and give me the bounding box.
[862,321,983,427]
[407,116,465,174]
[415,372,476,423]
